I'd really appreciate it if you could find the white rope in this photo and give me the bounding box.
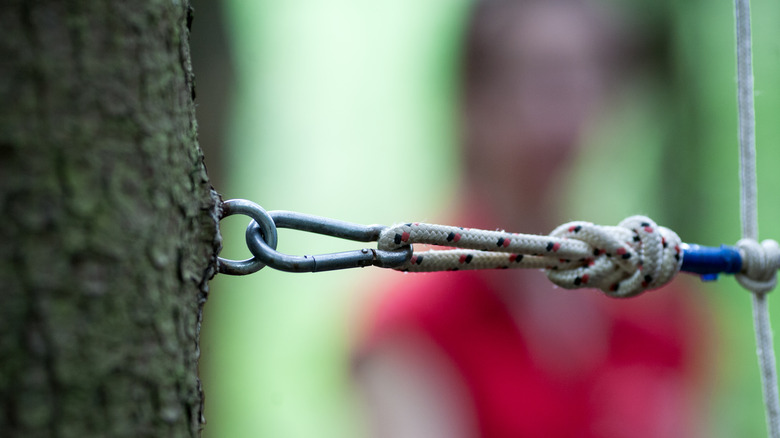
[377,215,683,298]
[733,0,780,435]
[738,239,780,294]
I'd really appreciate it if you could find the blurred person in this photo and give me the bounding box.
[352,0,708,437]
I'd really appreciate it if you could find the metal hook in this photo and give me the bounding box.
[217,199,279,275]
[244,210,412,273]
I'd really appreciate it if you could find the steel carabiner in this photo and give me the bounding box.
[243,209,412,273]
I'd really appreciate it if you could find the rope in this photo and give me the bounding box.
[737,239,780,294]
[377,215,683,298]
[733,0,780,435]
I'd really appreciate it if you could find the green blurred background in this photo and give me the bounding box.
[193,0,780,436]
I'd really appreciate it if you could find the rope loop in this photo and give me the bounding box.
[546,216,683,297]
[377,215,683,298]
[736,239,780,294]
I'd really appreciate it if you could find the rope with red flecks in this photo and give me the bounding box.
[377,215,683,298]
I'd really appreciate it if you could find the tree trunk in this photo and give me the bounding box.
[0,1,220,436]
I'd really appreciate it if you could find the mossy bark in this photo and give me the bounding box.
[0,1,220,436]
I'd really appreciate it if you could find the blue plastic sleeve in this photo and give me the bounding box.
[680,243,743,276]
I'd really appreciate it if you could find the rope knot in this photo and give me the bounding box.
[736,239,780,294]
[546,216,683,298]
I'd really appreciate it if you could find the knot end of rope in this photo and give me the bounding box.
[545,216,683,298]
[736,239,780,294]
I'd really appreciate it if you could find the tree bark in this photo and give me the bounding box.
[0,1,220,437]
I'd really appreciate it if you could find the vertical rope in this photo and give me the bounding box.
[734,0,780,435]
[735,0,757,239]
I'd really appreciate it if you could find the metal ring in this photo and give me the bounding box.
[217,199,278,275]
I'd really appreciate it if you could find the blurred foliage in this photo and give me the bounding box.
[199,0,780,437]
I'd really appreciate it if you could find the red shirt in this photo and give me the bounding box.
[356,270,706,438]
